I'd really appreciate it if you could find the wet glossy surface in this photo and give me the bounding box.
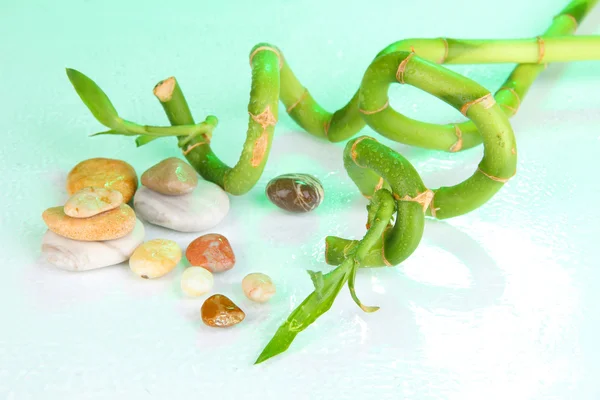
[2,0,600,398]
[266,173,324,213]
[201,294,245,327]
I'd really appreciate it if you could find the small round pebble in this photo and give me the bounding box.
[201,294,245,327]
[141,157,198,196]
[185,233,235,273]
[129,239,182,279]
[181,267,214,297]
[67,158,138,203]
[265,173,324,213]
[42,203,136,241]
[242,273,276,303]
[63,187,123,218]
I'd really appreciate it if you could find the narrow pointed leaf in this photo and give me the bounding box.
[254,262,352,365]
[135,135,160,147]
[348,263,380,313]
[66,68,120,129]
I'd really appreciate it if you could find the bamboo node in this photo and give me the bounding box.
[286,88,309,113]
[477,167,515,183]
[359,99,390,115]
[249,105,277,129]
[439,37,449,64]
[460,93,495,116]
[449,125,463,152]
[554,13,578,29]
[182,142,203,155]
[249,46,283,69]
[323,119,331,138]
[350,137,372,168]
[393,189,434,213]
[429,195,439,218]
[396,52,415,84]
[536,36,546,64]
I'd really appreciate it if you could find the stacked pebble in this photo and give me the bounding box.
[40,156,280,330]
[134,157,230,233]
[41,159,145,271]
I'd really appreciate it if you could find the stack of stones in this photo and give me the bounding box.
[41,158,145,271]
[133,157,230,232]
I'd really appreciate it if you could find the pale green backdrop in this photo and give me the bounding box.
[1,0,599,399]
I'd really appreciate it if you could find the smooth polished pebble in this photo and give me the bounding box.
[42,204,136,241]
[63,187,123,218]
[41,218,145,271]
[129,239,182,279]
[242,273,276,303]
[133,180,229,233]
[265,173,324,213]
[185,233,235,273]
[181,267,214,297]
[66,158,138,203]
[201,294,245,327]
[141,157,198,196]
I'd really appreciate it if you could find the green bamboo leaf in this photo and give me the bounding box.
[135,135,160,147]
[66,68,121,129]
[348,263,380,313]
[306,270,325,292]
[254,262,351,365]
[89,130,120,137]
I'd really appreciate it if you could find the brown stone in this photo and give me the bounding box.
[185,233,235,273]
[201,294,245,327]
[66,158,138,203]
[42,204,136,241]
[141,157,198,196]
[265,173,324,213]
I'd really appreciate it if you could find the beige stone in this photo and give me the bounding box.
[67,158,138,203]
[129,239,182,279]
[141,157,198,196]
[181,267,214,297]
[42,204,136,241]
[63,187,123,218]
[242,273,276,303]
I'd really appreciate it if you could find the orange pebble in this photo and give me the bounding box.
[186,233,235,273]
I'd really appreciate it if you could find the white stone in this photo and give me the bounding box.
[41,218,145,271]
[133,180,230,233]
[181,266,214,297]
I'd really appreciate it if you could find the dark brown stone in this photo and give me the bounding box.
[201,294,245,328]
[265,173,324,213]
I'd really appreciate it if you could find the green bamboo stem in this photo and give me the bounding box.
[281,0,598,146]
[153,49,281,195]
[64,0,599,365]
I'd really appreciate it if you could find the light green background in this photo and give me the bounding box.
[1,0,600,399]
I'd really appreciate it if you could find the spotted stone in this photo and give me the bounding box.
[66,158,138,203]
[201,294,245,328]
[42,204,136,241]
[265,173,324,213]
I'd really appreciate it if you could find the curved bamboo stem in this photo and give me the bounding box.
[64,0,599,365]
